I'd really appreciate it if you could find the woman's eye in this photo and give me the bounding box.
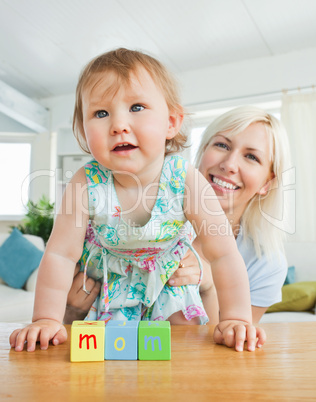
[214,142,229,150]
[246,154,260,163]
[130,104,144,112]
[95,110,108,118]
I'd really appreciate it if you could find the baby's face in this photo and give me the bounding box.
[81,67,178,180]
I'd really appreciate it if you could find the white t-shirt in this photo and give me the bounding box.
[236,229,288,307]
[185,221,288,308]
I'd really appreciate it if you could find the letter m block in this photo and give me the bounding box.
[138,321,171,360]
[70,320,105,362]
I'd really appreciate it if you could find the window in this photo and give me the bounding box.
[189,126,206,164]
[0,142,31,218]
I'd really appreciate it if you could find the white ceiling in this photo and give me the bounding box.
[1,0,316,100]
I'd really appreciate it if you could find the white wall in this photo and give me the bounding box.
[29,131,52,202]
[178,47,316,107]
[40,93,75,132]
[0,111,34,133]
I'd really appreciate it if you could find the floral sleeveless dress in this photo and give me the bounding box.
[79,155,208,324]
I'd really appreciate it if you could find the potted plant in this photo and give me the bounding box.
[13,195,54,244]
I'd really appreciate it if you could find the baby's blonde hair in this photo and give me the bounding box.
[73,48,186,155]
[196,106,291,258]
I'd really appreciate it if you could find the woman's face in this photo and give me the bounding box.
[198,122,274,221]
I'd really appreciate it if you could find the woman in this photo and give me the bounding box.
[64,106,291,324]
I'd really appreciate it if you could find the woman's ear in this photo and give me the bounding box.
[167,108,184,139]
[258,172,275,196]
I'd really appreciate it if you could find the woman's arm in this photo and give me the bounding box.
[63,264,101,324]
[169,244,268,324]
[10,167,89,351]
[169,257,267,324]
[252,307,268,323]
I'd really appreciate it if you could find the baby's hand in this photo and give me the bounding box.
[9,319,67,352]
[213,320,266,352]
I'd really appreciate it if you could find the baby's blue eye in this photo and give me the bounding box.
[130,104,144,112]
[95,110,108,118]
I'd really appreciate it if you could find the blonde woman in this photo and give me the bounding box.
[170,106,291,323]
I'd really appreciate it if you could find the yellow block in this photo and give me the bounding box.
[70,321,105,362]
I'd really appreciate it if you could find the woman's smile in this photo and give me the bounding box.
[209,174,240,192]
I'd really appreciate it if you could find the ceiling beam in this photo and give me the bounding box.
[0,80,49,133]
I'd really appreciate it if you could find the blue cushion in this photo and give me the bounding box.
[0,228,43,289]
[284,265,296,285]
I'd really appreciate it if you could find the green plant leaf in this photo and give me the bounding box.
[11,195,55,244]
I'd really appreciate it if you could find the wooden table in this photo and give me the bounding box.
[1,322,316,401]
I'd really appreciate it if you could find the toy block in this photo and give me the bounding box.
[138,321,171,361]
[105,320,139,360]
[70,321,105,362]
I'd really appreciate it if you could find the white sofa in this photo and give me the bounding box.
[0,234,315,323]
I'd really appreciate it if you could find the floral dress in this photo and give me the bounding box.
[79,154,208,324]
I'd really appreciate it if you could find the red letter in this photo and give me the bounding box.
[79,334,97,350]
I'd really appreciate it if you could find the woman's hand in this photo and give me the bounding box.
[168,247,213,293]
[213,320,266,352]
[63,264,101,324]
[10,319,67,352]
[168,247,220,324]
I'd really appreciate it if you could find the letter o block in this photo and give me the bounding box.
[105,320,138,360]
[138,321,171,360]
[70,321,105,362]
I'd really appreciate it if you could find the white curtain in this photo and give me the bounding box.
[281,92,316,241]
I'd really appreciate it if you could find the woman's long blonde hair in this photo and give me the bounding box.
[195,106,291,258]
